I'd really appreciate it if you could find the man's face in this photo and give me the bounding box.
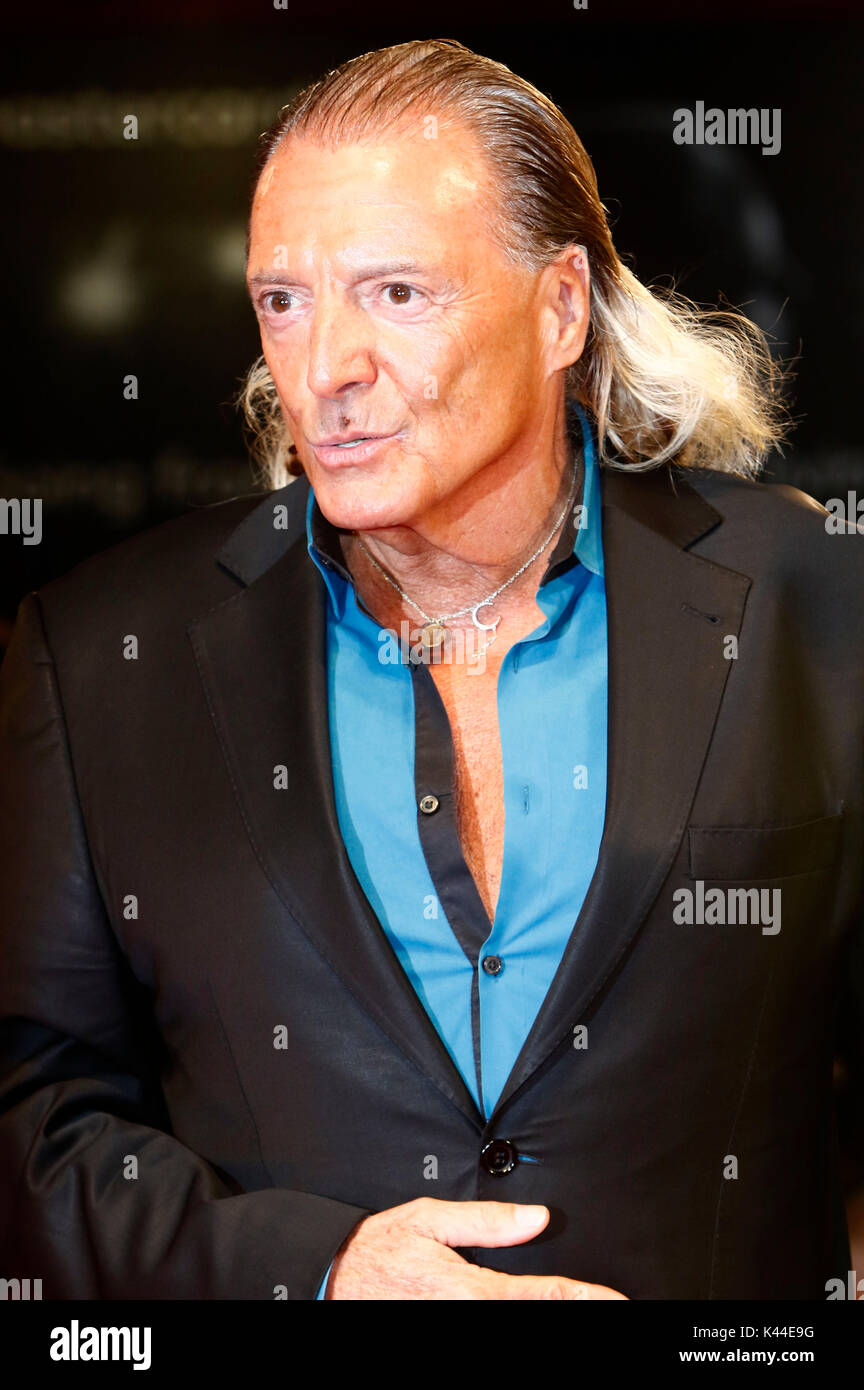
[246,123,568,534]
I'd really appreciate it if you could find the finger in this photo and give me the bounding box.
[484,1270,629,1301]
[410,1198,550,1248]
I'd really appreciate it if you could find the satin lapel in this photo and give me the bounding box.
[189,482,483,1130]
[491,467,752,1119]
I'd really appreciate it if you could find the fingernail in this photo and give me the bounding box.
[514,1204,547,1227]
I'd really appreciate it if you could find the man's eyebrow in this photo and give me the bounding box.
[245,261,447,289]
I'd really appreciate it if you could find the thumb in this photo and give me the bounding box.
[413,1199,550,1249]
[496,1273,629,1300]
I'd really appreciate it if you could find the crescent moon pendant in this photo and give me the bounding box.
[471,600,500,633]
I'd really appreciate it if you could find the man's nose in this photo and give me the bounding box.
[306,295,377,398]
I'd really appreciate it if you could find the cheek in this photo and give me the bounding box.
[261,336,284,378]
[380,320,450,372]
[442,308,527,386]
[261,356,301,432]
[398,321,492,404]
[423,326,520,416]
[262,337,305,401]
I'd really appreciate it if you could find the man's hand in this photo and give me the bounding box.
[325,1198,628,1299]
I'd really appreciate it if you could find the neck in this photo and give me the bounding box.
[340,414,579,629]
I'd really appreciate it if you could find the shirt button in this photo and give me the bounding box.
[419,795,439,814]
[482,954,503,976]
[481,1139,518,1176]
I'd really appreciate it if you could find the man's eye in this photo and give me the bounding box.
[263,291,294,314]
[384,283,420,306]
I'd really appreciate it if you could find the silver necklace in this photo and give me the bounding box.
[353,459,580,653]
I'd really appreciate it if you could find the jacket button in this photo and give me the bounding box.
[481,1138,518,1175]
[419,795,439,814]
[482,955,503,976]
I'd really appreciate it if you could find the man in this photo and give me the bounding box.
[1,38,862,1301]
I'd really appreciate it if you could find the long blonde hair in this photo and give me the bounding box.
[239,38,790,490]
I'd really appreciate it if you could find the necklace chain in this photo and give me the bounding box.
[353,458,580,632]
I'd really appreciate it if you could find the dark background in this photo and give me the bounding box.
[1,0,862,649]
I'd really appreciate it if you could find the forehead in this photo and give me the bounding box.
[248,126,496,266]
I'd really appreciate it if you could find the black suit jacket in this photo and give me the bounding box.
[1,462,863,1299]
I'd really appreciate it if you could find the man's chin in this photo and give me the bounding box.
[309,471,422,535]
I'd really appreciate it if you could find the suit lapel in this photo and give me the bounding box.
[190,479,484,1130]
[491,466,752,1117]
[192,463,752,1132]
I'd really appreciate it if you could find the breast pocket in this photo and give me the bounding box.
[687,808,844,881]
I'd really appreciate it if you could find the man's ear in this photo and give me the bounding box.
[542,245,591,374]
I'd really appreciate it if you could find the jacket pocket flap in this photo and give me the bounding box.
[688,809,843,881]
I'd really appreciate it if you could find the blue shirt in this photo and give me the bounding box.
[309,401,608,1297]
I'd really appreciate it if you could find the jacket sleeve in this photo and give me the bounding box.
[0,593,369,1299]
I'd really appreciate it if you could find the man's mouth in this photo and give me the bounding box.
[311,431,389,448]
[309,431,399,465]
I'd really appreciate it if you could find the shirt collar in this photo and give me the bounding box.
[306,399,604,615]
